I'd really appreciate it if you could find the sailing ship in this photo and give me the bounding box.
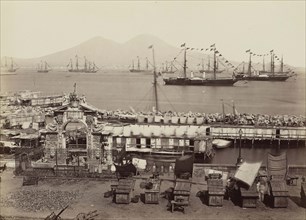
[37,60,51,73]
[129,57,151,73]
[84,57,99,73]
[161,61,175,74]
[163,44,239,86]
[1,57,18,75]
[199,56,223,74]
[238,51,291,81]
[67,55,99,73]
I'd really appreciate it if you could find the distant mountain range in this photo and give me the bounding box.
[1,34,298,73]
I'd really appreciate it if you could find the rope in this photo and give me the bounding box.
[157,84,177,112]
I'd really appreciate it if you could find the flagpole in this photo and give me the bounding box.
[150,45,159,112]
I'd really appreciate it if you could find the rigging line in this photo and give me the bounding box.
[157,84,177,112]
[173,49,184,61]
[134,87,154,111]
[173,59,184,69]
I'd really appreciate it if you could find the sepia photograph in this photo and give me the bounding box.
[0,1,305,219]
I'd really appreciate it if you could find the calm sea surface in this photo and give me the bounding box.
[1,69,305,165]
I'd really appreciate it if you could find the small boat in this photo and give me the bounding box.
[212,139,232,149]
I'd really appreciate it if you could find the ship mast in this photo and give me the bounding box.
[146,57,149,70]
[247,52,252,76]
[75,55,79,71]
[84,57,87,71]
[137,56,140,70]
[280,55,283,73]
[183,45,187,78]
[207,56,210,71]
[242,62,245,73]
[262,55,265,72]
[11,57,14,70]
[131,60,134,70]
[150,45,158,112]
[4,57,7,68]
[213,48,217,80]
[270,51,275,75]
[70,59,73,70]
[45,61,48,70]
[201,58,204,71]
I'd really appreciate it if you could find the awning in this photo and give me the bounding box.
[234,161,262,187]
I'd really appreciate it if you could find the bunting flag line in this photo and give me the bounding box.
[180,43,186,47]
[148,45,153,49]
[246,49,251,53]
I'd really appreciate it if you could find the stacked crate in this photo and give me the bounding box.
[207,178,224,206]
[240,184,258,208]
[144,179,161,204]
[115,179,135,204]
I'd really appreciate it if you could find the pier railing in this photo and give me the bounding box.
[210,126,306,141]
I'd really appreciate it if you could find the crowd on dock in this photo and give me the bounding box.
[101,110,306,127]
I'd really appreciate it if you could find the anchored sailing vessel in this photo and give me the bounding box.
[84,57,99,73]
[67,55,99,73]
[161,61,175,74]
[199,56,223,74]
[67,55,83,73]
[241,51,291,81]
[129,57,151,73]
[37,60,51,73]
[163,44,238,86]
[1,57,18,75]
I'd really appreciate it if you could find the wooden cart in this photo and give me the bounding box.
[171,179,191,213]
[144,179,161,204]
[269,181,289,208]
[267,153,289,208]
[114,179,135,204]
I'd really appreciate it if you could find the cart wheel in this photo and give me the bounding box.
[75,213,86,220]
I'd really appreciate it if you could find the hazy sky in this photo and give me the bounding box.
[1,1,305,67]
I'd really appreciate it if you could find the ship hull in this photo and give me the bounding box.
[199,70,223,74]
[163,77,238,86]
[129,69,152,74]
[68,69,84,73]
[37,70,49,73]
[243,75,290,81]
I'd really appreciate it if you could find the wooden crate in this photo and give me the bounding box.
[145,180,161,204]
[115,179,135,204]
[208,179,224,206]
[208,193,224,206]
[240,185,258,208]
[269,181,289,208]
